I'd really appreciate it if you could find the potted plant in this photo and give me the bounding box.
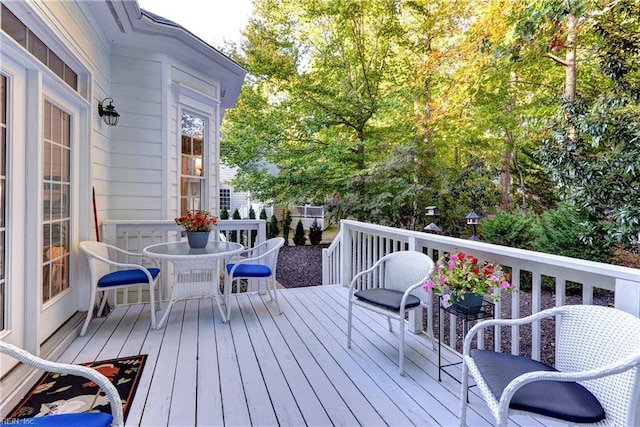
[175,210,218,248]
[423,250,515,315]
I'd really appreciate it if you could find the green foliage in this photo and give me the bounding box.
[283,210,292,245]
[249,207,257,247]
[219,206,229,240]
[217,0,639,257]
[259,208,268,220]
[231,208,241,242]
[531,203,611,262]
[268,215,280,239]
[220,206,229,220]
[293,220,306,246]
[309,219,323,246]
[481,211,536,249]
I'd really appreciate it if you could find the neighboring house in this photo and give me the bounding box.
[220,163,274,219]
[0,0,246,378]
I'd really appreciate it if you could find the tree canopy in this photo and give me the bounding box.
[221,0,640,251]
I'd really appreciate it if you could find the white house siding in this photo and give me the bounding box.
[109,47,165,220]
[220,164,249,213]
[0,0,245,385]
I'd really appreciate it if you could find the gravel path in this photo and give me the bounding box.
[276,244,614,365]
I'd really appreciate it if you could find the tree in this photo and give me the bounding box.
[268,214,279,239]
[249,206,257,247]
[293,220,306,246]
[309,219,323,245]
[219,206,229,240]
[535,0,640,250]
[223,0,412,221]
[282,210,292,246]
[231,208,241,243]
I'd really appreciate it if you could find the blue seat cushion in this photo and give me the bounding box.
[354,288,421,311]
[471,349,606,423]
[1,412,113,427]
[226,263,272,278]
[98,267,160,287]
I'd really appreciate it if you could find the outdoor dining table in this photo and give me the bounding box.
[143,240,244,327]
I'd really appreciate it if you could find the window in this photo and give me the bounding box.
[1,4,78,91]
[0,75,6,329]
[220,188,231,211]
[42,101,70,302]
[180,112,205,215]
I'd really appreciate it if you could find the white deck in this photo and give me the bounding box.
[58,285,557,426]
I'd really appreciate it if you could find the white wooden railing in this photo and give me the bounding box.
[323,219,640,359]
[102,219,267,303]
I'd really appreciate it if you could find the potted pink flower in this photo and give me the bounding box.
[423,250,515,314]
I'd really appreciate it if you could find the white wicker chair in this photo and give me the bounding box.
[223,237,285,322]
[347,250,435,375]
[459,304,640,427]
[0,341,124,426]
[79,241,162,336]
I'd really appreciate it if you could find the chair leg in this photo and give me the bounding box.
[225,278,235,323]
[459,358,469,427]
[387,316,393,332]
[80,290,98,337]
[97,290,109,317]
[148,283,157,330]
[269,278,282,314]
[347,300,353,348]
[399,316,405,376]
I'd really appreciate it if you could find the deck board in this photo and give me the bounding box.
[54,285,558,426]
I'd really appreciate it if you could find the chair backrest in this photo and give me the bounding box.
[555,305,640,426]
[380,251,435,302]
[260,237,285,270]
[79,241,116,284]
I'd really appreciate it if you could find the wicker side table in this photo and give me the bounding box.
[438,295,494,383]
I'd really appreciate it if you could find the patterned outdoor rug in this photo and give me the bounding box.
[6,354,146,422]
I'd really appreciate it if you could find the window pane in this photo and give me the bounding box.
[1,5,27,47]
[180,112,205,215]
[49,50,64,80]
[42,102,71,302]
[29,33,48,65]
[0,74,5,330]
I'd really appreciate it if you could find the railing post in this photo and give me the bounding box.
[339,221,352,287]
[407,236,422,333]
[615,278,640,317]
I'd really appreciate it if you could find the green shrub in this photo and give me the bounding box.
[531,203,611,263]
[219,206,229,240]
[481,210,536,249]
[268,214,279,239]
[309,219,323,245]
[293,220,306,246]
[231,208,241,243]
[283,210,292,246]
[249,206,257,247]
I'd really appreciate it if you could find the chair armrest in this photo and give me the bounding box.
[0,342,124,427]
[494,352,640,423]
[227,244,280,277]
[463,307,565,355]
[108,246,159,269]
[348,258,386,292]
[88,251,159,275]
[240,239,269,257]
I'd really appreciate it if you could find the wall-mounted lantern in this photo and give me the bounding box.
[98,97,120,126]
